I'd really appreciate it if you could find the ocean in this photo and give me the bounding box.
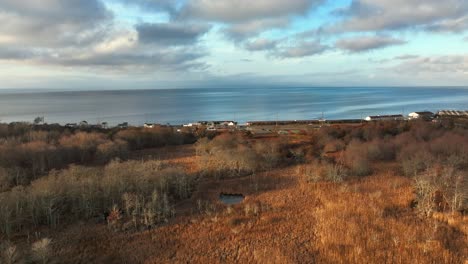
[0,87,467,126]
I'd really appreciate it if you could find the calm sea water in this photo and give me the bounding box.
[0,87,467,125]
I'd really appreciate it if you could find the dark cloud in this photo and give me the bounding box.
[0,1,210,72]
[136,23,211,46]
[51,51,207,71]
[0,0,112,47]
[179,0,324,42]
[328,0,468,33]
[335,36,406,52]
[0,43,207,72]
[180,0,321,23]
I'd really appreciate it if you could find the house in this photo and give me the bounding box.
[364,114,404,121]
[144,123,155,128]
[79,120,89,127]
[436,110,468,118]
[408,111,434,120]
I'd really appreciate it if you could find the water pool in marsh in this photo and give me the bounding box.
[219,193,244,205]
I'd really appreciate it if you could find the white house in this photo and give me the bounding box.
[144,123,154,128]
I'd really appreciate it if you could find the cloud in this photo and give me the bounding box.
[0,0,112,47]
[180,0,323,41]
[425,16,468,33]
[388,55,468,74]
[0,1,210,72]
[394,55,419,60]
[244,38,279,51]
[114,0,179,16]
[0,43,207,72]
[335,36,406,52]
[224,17,289,40]
[136,23,211,46]
[180,0,320,22]
[329,0,468,33]
[273,41,329,58]
[49,51,207,71]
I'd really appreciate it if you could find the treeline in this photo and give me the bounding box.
[0,160,195,237]
[0,124,195,191]
[298,121,468,214]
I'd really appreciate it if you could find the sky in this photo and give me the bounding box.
[0,0,467,89]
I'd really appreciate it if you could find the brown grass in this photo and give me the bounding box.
[2,122,467,263]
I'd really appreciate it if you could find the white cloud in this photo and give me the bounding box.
[389,55,468,74]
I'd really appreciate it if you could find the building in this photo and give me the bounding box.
[408,111,434,120]
[183,122,202,127]
[79,120,89,127]
[436,110,468,118]
[364,114,404,121]
[144,123,155,128]
[65,123,77,128]
[197,121,237,128]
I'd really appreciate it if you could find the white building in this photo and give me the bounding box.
[365,115,404,121]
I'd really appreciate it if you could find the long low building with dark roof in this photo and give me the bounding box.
[436,110,468,118]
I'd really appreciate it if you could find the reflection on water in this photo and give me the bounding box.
[0,87,467,125]
[219,193,244,205]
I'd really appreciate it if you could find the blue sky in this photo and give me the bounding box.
[0,0,467,89]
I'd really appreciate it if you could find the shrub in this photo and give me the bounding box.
[31,238,51,264]
[344,140,372,176]
[0,160,195,235]
[323,161,348,182]
[366,139,395,161]
[398,142,434,177]
[323,139,345,153]
[414,165,467,215]
[196,134,286,178]
[0,241,21,264]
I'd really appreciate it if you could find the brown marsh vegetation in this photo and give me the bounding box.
[0,120,466,263]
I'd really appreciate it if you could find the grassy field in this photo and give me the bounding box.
[0,121,466,263]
